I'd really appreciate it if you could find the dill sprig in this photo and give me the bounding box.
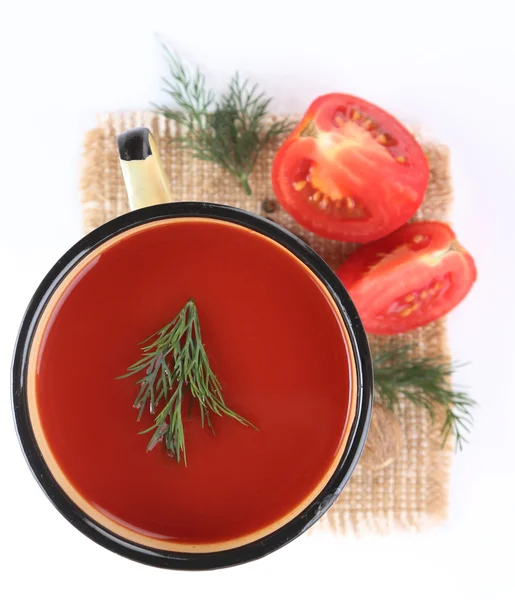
[153,45,294,195]
[118,299,255,464]
[373,342,476,451]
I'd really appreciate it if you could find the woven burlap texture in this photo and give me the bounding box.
[81,112,453,534]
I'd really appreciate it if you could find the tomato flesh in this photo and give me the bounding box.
[337,222,477,334]
[272,94,429,243]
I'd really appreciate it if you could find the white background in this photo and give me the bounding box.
[1,1,514,598]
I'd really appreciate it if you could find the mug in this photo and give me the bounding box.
[12,128,373,570]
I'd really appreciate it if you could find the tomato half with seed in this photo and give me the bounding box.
[272,94,429,243]
[337,222,477,335]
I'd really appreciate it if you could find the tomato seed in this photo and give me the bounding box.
[346,197,355,209]
[299,121,318,138]
[335,115,346,127]
[413,234,424,243]
[376,133,396,146]
[293,180,307,191]
[313,191,322,202]
[351,110,361,120]
[396,156,407,164]
[389,274,450,320]
[362,119,375,130]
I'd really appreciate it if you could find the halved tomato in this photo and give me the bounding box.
[337,222,477,334]
[271,94,429,243]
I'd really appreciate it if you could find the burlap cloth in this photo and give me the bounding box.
[81,112,453,534]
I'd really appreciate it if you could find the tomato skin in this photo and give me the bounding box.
[337,222,477,335]
[272,94,429,243]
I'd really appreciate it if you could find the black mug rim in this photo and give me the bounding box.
[12,202,373,571]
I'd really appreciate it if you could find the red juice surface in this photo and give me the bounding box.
[33,218,353,546]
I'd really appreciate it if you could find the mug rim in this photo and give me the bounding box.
[12,201,373,571]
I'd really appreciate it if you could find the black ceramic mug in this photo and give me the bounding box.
[12,128,373,570]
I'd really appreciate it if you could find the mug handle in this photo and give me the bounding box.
[117,127,172,210]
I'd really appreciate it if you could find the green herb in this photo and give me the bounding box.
[118,299,255,464]
[373,342,475,451]
[153,45,294,195]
